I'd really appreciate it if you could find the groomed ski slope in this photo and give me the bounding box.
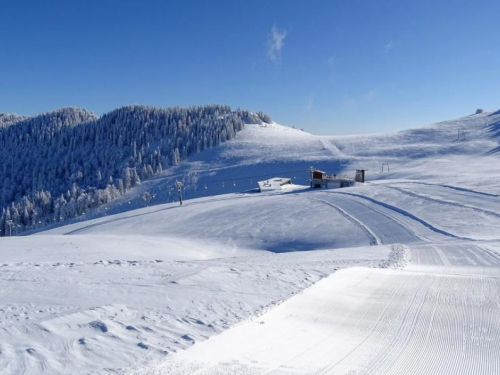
[1,109,500,374]
[129,185,500,375]
[0,191,398,375]
[138,264,500,375]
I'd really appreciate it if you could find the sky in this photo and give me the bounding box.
[1,0,499,135]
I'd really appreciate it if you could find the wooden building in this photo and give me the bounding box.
[311,170,354,189]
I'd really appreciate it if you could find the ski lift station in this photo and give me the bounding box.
[310,169,367,189]
[257,177,293,192]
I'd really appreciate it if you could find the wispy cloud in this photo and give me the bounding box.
[364,90,377,101]
[384,40,394,53]
[267,25,287,62]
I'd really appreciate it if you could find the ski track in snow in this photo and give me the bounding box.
[390,181,500,198]
[385,182,500,214]
[318,138,344,158]
[313,193,425,245]
[352,183,500,241]
[333,191,479,241]
[306,196,381,246]
[385,185,500,220]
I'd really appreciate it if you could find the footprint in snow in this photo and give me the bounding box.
[89,321,108,333]
[137,342,149,350]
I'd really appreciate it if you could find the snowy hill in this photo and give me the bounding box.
[77,109,500,221]
[0,105,269,236]
[1,109,500,374]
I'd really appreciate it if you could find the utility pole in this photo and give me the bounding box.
[6,220,13,237]
[309,166,315,188]
[176,181,184,206]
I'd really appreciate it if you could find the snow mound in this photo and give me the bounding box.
[379,243,411,269]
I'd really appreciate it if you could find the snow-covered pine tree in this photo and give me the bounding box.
[0,105,271,235]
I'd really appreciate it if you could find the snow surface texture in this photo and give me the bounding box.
[2,110,500,374]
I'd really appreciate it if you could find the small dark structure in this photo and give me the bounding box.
[355,169,367,183]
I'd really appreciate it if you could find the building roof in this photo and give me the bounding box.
[257,177,292,191]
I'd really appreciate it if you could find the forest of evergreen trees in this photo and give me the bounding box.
[0,105,271,236]
[0,113,26,128]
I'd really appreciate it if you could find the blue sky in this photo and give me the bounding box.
[1,0,499,134]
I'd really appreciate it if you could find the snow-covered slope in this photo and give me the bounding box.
[75,109,500,222]
[0,105,264,236]
[2,109,500,374]
[1,195,395,374]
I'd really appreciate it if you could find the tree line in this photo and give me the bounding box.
[0,105,271,236]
